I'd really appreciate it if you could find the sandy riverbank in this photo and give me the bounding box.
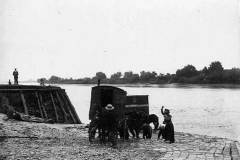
[0,114,239,160]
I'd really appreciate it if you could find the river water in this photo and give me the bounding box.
[56,84,240,141]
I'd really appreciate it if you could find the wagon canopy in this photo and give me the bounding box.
[89,85,127,120]
[89,85,150,120]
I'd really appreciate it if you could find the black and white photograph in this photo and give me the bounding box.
[0,0,240,159]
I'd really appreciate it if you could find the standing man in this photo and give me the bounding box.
[13,68,19,85]
[101,104,118,147]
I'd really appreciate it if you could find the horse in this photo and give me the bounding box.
[125,111,148,139]
[119,112,159,139]
[142,123,152,139]
[118,118,129,140]
[146,114,159,131]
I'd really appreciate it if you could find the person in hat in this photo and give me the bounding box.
[100,104,118,147]
[158,106,175,143]
[105,104,115,110]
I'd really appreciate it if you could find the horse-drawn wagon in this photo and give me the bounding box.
[89,85,149,121]
[88,85,154,145]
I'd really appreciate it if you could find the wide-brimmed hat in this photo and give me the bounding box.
[105,104,114,110]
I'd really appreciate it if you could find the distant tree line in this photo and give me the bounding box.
[37,61,240,84]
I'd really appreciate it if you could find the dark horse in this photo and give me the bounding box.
[118,118,129,140]
[124,112,159,139]
[142,123,152,139]
[125,111,147,139]
[146,114,159,131]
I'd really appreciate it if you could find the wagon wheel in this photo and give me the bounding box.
[88,126,95,142]
[88,121,97,142]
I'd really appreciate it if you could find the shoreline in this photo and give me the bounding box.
[0,114,239,160]
[20,81,240,88]
[48,83,240,89]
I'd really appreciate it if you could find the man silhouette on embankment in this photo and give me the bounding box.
[13,68,19,85]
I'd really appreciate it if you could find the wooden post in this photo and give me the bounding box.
[50,91,59,122]
[55,91,68,122]
[39,93,48,119]
[20,91,28,115]
[63,90,81,124]
[59,90,77,124]
[35,92,44,118]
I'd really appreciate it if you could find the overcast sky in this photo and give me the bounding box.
[0,0,239,82]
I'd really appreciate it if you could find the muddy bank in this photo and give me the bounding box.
[0,114,239,160]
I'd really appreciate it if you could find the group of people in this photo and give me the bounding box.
[8,68,46,86]
[88,104,175,147]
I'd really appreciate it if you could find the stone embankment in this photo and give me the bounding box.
[0,113,239,160]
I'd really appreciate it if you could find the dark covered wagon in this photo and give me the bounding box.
[89,85,149,120]
[89,85,127,120]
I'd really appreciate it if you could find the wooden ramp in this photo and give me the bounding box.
[0,85,81,124]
